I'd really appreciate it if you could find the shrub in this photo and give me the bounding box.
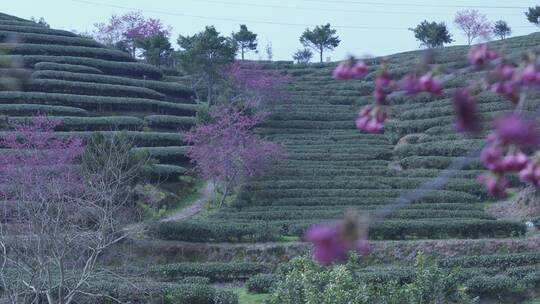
[2,54,163,79]
[214,290,239,304]
[132,146,188,163]
[145,115,197,129]
[0,104,88,116]
[35,62,103,74]
[246,274,277,293]
[8,116,143,131]
[0,24,77,37]
[0,91,198,115]
[149,220,280,242]
[31,70,194,98]
[27,78,166,100]
[150,262,270,282]
[0,43,133,61]
[0,30,101,47]
[165,284,215,304]
[179,276,211,285]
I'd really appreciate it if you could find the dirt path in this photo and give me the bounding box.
[160,182,214,222]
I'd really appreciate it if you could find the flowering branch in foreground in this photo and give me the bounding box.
[305,44,540,265]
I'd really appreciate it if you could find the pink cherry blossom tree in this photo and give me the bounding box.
[454,9,492,45]
[0,117,148,303]
[93,11,171,58]
[220,61,292,109]
[184,105,286,207]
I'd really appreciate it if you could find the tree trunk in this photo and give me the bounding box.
[219,183,229,208]
[241,47,245,60]
[207,75,214,106]
[319,45,323,63]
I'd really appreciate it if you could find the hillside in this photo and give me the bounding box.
[148,33,540,301]
[0,12,197,180]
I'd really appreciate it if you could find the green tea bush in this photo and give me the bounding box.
[27,78,166,100]
[0,104,88,116]
[149,220,280,242]
[0,30,101,47]
[34,62,103,74]
[150,262,269,281]
[32,70,194,98]
[0,43,132,61]
[246,274,277,293]
[2,54,163,79]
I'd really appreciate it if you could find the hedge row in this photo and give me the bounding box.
[2,55,163,79]
[399,156,483,170]
[0,24,77,37]
[0,30,101,47]
[0,91,198,115]
[208,209,492,221]
[34,62,103,74]
[27,78,166,100]
[150,262,270,281]
[86,280,238,304]
[439,252,540,269]
[8,115,144,131]
[150,220,280,242]
[394,140,484,158]
[133,146,188,163]
[31,70,194,98]
[144,115,197,129]
[0,104,88,116]
[0,43,133,61]
[268,218,524,240]
[145,164,188,181]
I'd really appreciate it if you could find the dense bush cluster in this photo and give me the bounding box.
[150,262,270,281]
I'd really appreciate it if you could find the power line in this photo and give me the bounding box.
[188,0,452,16]
[302,0,530,10]
[70,0,408,30]
[70,0,538,31]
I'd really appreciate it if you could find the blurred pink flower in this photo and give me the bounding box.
[495,114,540,147]
[467,44,498,67]
[453,88,480,133]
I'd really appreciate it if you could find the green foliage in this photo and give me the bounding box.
[165,284,216,304]
[136,32,173,66]
[82,131,150,182]
[246,274,276,294]
[493,20,511,40]
[144,115,196,130]
[268,253,473,304]
[0,104,88,116]
[410,20,453,48]
[0,24,77,37]
[27,78,166,100]
[32,69,194,98]
[150,220,280,242]
[0,91,198,115]
[525,6,540,27]
[0,30,101,47]
[177,26,236,104]
[232,24,258,60]
[34,62,103,74]
[8,115,143,131]
[3,54,163,79]
[300,23,340,63]
[293,48,313,64]
[0,43,133,61]
[179,276,211,285]
[150,262,269,282]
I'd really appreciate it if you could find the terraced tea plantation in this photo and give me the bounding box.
[150,33,540,300]
[0,12,197,180]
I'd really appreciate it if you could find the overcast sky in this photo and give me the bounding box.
[3,0,540,61]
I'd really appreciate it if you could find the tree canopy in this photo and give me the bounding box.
[493,20,511,40]
[232,24,258,60]
[293,48,314,64]
[300,23,340,63]
[136,32,173,67]
[177,26,237,105]
[410,20,453,48]
[525,6,540,27]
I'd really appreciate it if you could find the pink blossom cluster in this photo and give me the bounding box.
[305,220,369,265]
[478,114,540,197]
[93,11,170,47]
[184,105,285,185]
[0,116,83,200]
[397,72,443,96]
[332,60,368,80]
[220,61,292,108]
